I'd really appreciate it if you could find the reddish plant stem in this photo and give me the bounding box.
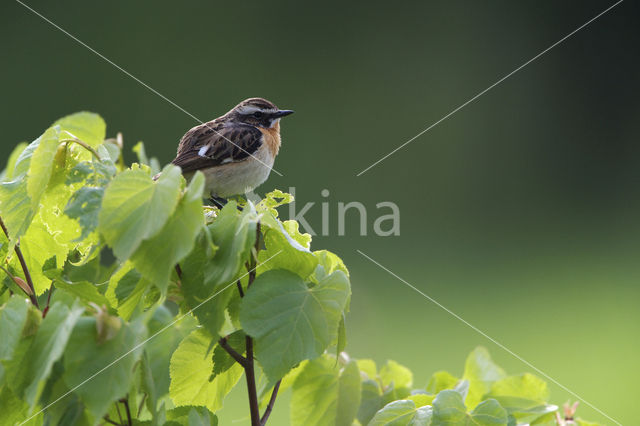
[244,222,262,425]
[218,336,247,367]
[260,380,281,425]
[0,216,39,307]
[103,416,122,426]
[245,335,261,426]
[42,284,54,318]
[119,398,132,426]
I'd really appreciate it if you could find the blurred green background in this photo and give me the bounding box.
[2,0,638,424]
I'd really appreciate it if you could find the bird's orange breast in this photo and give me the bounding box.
[258,121,281,158]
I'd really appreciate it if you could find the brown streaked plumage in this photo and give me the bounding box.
[170,98,293,197]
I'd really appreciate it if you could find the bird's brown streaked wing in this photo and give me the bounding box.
[171,123,263,174]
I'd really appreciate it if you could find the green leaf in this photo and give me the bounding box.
[240,269,350,381]
[1,142,28,182]
[26,126,61,207]
[488,374,549,403]
[0,127,60,245]
[470,399,509,425]
[17,217,71,294]
[290,355,361,426]
[146,305,197,402]
[432,390,468,423]
[181,201,256,336]
[131,171,205,293]
[462,347,506,409]
[169,329,243,413]
[426,371,460,395]
[368,400,433,426]
[256,189,294,217]
[14,300,84,408]
[357,379,383,425]
[64,186,104,241]
[204,201,256,286]
[63,316,147,419]
[211,331,245,381]
[337,360,362,426]
[314,249,350,281]
[432,390,508,426]
[105,261,150,320]
[98,164,183,260]
[380,360,413,390]
[53,279,111,308]
[54,111,106,148]
[165,406,218,426]
[0,385,31,425]
[258,213,317,279]
[0,296,31,383]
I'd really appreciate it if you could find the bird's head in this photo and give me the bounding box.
[226,98,294,129]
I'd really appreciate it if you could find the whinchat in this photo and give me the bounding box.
[170,97,293,199]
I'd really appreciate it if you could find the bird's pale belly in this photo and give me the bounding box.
[202,144,274,197]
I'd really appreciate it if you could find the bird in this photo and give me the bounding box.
[169,97,293,204]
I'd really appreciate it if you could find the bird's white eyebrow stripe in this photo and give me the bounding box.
[198,145,209,157]
[236,105,277,115]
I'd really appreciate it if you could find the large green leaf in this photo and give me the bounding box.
[337,360,362,425]
[13,300,84,408]
[0,127,60,245]
[165,406,218,426]
[54,111,106,148]
[203,201,256,287]
[486,374,555,424]
[131,171,205,293]
[105,261,150,320]
[145,305,197,401]
[98,164,182,260]
[258,213,317,279]
[0,142,28,182]
[432,390,508,426]
[0,385,31,426]
[368,400,433,426]
[63,316,147,420]
[18,217,72,295]
[0,296,32,384]
[380,360,413,390]
[181,201,255,337]
[290,355,361,426]
[426,371,460,395]
[169,329,243,413]
[462,347,506,409]
[26,126,61,207]
[488,374,549,403]
[240,269,350,381]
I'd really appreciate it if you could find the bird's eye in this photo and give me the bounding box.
[253,111,264,118]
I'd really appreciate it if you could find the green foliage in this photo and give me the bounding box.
[240,269,350,381]
[0,113,600,426]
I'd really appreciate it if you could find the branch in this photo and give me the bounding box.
[42,283,54,318]
[0,216,39,307]
[245,335,261,426]
[260,380,281,425]
[103,416,122,426]
[247,222,261,289]
[244,220,262,425]
[218,336,247,368]
[119,398,132,426]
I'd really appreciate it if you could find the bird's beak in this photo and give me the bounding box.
[273,109,294,118]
